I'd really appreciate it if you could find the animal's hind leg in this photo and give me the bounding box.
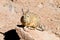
[36,25,45,31]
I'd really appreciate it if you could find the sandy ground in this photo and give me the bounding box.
[0,0,60,40]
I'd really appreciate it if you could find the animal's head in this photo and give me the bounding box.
[21,9,29,25]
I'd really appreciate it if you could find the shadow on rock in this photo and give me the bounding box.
[4,29,20,40]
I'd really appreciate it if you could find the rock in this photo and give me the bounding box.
[0,34,4,40]
[16,27,60,40]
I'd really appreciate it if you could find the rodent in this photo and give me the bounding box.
[21,9,44,31]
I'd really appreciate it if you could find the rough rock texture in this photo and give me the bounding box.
[0,0,60,40]
[16,27,60,40]
[0,34,4,40]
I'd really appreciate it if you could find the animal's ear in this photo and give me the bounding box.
[21,8,25,15]
[25,9,29,14]
[21,8,29,15]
